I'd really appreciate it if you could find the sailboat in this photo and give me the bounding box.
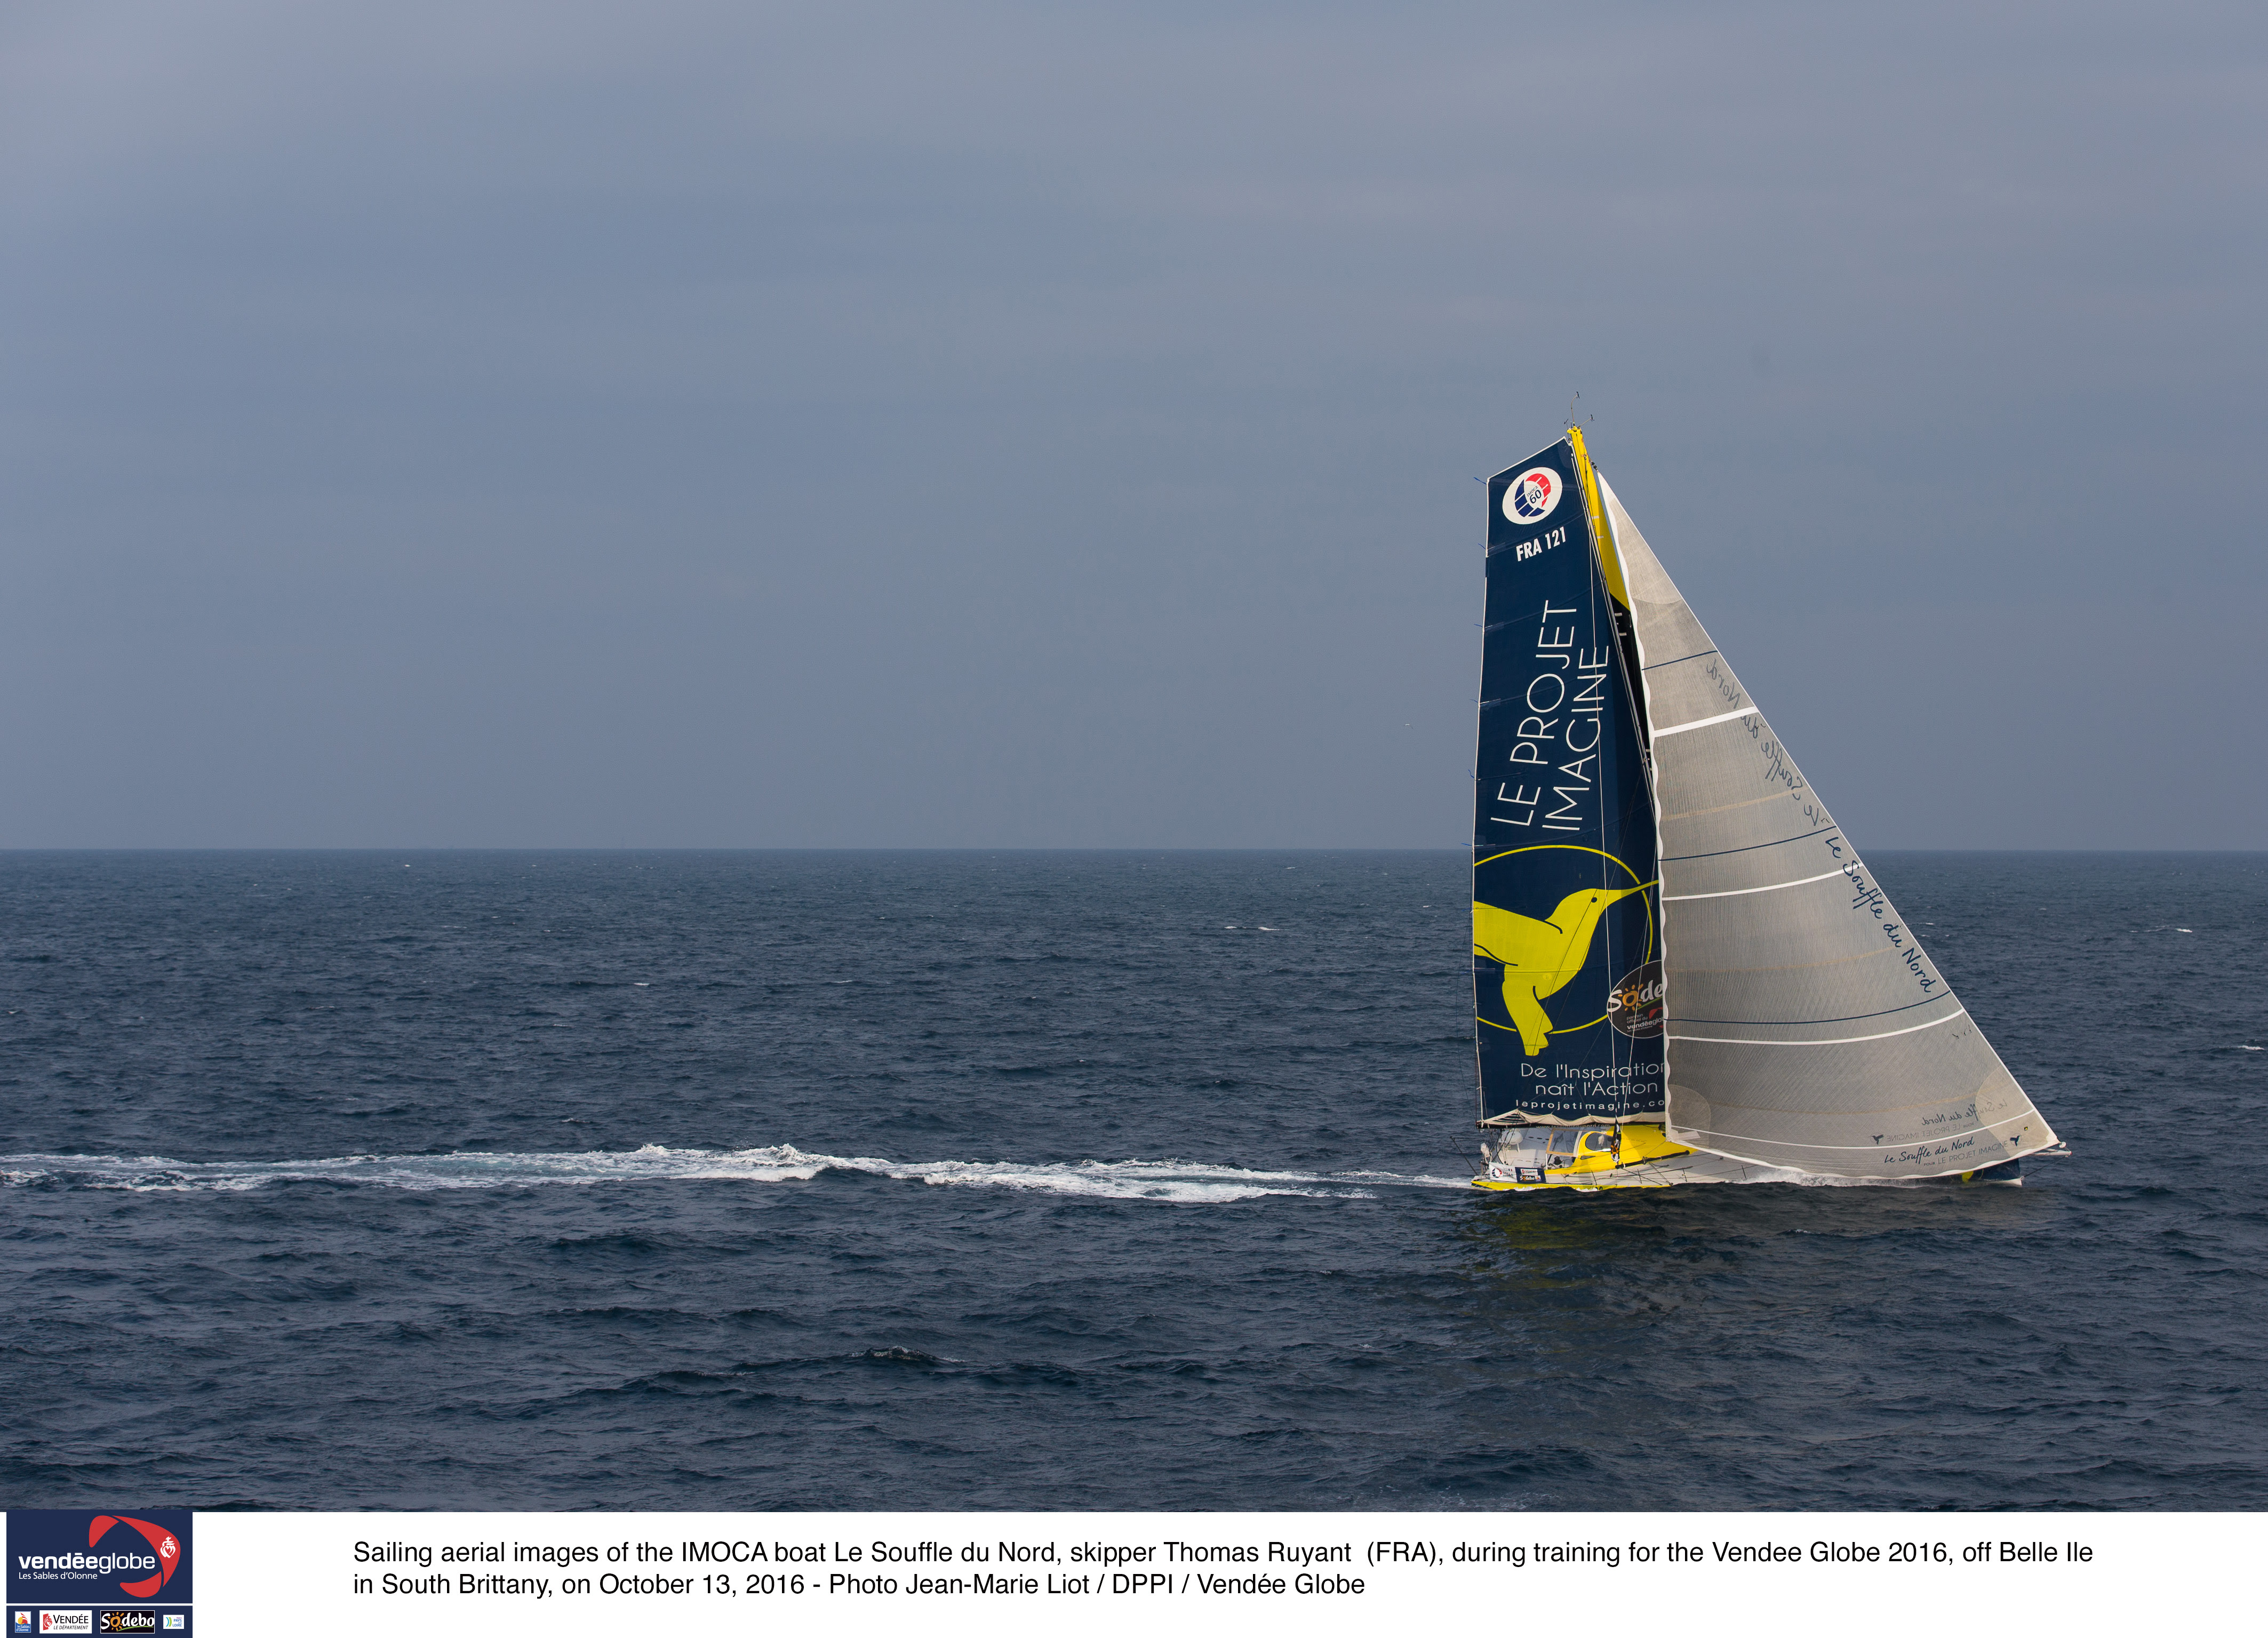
[1469,429,2063,1189]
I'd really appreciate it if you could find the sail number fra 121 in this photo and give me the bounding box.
[1513,526,1567,563]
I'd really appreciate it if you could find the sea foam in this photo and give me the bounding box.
[0,1146,1474,1203]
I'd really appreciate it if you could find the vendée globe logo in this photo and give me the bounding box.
[13,1521,182,1601]
[1503,467,1562,524]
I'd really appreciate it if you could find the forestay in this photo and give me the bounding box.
[1599,477,2061,1178]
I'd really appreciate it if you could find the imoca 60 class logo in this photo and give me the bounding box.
[1503,467,1563,524]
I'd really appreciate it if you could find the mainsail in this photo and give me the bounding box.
[1596,475,2062,1179]
[1471,434,1662,1126]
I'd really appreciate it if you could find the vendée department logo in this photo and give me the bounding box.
[1503,467,1562,524]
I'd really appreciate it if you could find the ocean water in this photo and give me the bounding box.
[3,850,2263,1512]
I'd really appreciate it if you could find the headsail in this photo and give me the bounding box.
[1598,476,2061,1178]
[1471,435,1663,1126]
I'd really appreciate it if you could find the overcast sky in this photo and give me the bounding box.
[2,2,2260,848]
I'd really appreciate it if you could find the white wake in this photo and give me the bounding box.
[0,1145,1475,1204]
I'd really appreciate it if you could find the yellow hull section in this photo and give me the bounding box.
[1469,1177,1672,1192]
[1472,1123,1694,1190]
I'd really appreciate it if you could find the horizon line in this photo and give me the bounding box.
[1,845,2261,856]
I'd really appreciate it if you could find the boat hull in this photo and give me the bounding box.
[1472,1124,2024,1189]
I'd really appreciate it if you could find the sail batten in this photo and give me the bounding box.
[1667,1010,1968,1046]
[1594,475,2059,1179]
[1662,868,1848,901]
[1652,707,1762,738]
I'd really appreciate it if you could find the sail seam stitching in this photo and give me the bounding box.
[1662,825,1839,862]
[1640,648,1718,671]
[1673,1121,2026,1152]
[1666,1010,1968,1046]
[1667,994,1958,1027]
[1663,868,1844,901]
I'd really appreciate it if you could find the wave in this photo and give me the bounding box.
[0,1145,1475,1204]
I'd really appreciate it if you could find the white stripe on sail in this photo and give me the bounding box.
[1663,867,1846,902]
[1651,705,1754,738]
[1667,1009,1967,1047]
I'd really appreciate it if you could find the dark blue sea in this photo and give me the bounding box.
[4,851,2263,1511]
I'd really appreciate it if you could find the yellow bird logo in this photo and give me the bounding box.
[1473,884,1654,1055]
